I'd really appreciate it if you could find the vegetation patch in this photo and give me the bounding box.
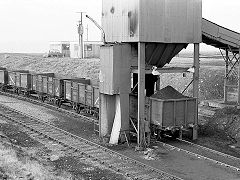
[0,143,71,180]
[0,123,40,147]
[199,107,240,144]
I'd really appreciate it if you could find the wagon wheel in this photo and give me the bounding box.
[1,86,5,92]
[24,91,30,97]
[94,111,99,119]
[156,130,164,141]
[15,88,20,95]
[41,96,45,102]
[72,103,77,111]
[58,100,62,108]
[73,104,78,112]
[75,105,79,114]
[171,130,180,139]
[52,98,56,105]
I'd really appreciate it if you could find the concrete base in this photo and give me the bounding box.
[99,94,116,137]
[99,93,129,141]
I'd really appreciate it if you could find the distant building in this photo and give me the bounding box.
[49,41,70,57]
[70,41,103,59]
[50,41,102,59]
[84,41,102,58]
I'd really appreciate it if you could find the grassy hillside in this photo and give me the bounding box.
[0,54,100,81]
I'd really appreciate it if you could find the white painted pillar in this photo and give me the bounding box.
[99,94,116,137]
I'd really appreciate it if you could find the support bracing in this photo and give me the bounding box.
[224,50,229,102]
[220,47,240,104]
[238,48,240,104]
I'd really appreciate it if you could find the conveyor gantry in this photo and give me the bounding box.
[202,18,240,104]
[202,18,240,53]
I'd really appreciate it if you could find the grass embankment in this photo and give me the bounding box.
[0,143,70,180]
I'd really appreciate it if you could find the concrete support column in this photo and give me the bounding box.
[99,94,116,137]
[224,50,229,103]
[138,42,146,148]
[119,93,130,131]
[193,43,200,98]
[192,43,200,140]
[156,76,160,91]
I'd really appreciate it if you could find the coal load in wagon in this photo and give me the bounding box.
[150,86,197,128]
[151,86,190,100]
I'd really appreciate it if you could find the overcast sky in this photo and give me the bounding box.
[0,0,239,53]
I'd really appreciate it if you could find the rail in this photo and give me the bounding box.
[0,103,182,180]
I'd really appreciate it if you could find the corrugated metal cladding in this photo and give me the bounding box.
[102,0,202,43]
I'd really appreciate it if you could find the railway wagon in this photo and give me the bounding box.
[85,84,99,116]
[31,73,55,92]
[63,78,99,115]
[0,67,8,90]
[31,73,55,100]
[32,74,68,106]
[8,70,31,94]
[130,86,198,139]
[46,77,66,106]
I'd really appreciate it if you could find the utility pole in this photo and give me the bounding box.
[86,25,89,42]
[76,12,85,59]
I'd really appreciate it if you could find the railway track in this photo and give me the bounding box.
[0,90,96,123]
[160,137,240,173]
[1,90,240,178]
[0,104,182,180]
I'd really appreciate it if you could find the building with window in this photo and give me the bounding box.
[49,41,70,57]
[49,41,102,59]
[69,41,103,59]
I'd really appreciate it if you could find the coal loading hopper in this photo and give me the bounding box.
[102,0,202,67]
[145,43,188,68]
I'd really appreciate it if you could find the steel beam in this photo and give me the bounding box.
[131,67,189,74]
[238,48,240,104]
[138,42,146,148]
[224,50,229,102]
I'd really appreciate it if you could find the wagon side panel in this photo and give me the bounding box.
[93,86,99,108]
[78,83,86,105]
[64,80,72,101]
[86,85,93,107]
[8,72,16,86]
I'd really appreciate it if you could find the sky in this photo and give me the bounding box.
[0,0,240,53]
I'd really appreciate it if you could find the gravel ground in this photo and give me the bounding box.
[0,95,240,180]
[0,113,127,179]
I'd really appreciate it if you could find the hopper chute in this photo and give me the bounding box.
[145,43,188,68]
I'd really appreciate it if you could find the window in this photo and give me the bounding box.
[62,44,70,50]
[86,45,92,51]
[74,45,79,51]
